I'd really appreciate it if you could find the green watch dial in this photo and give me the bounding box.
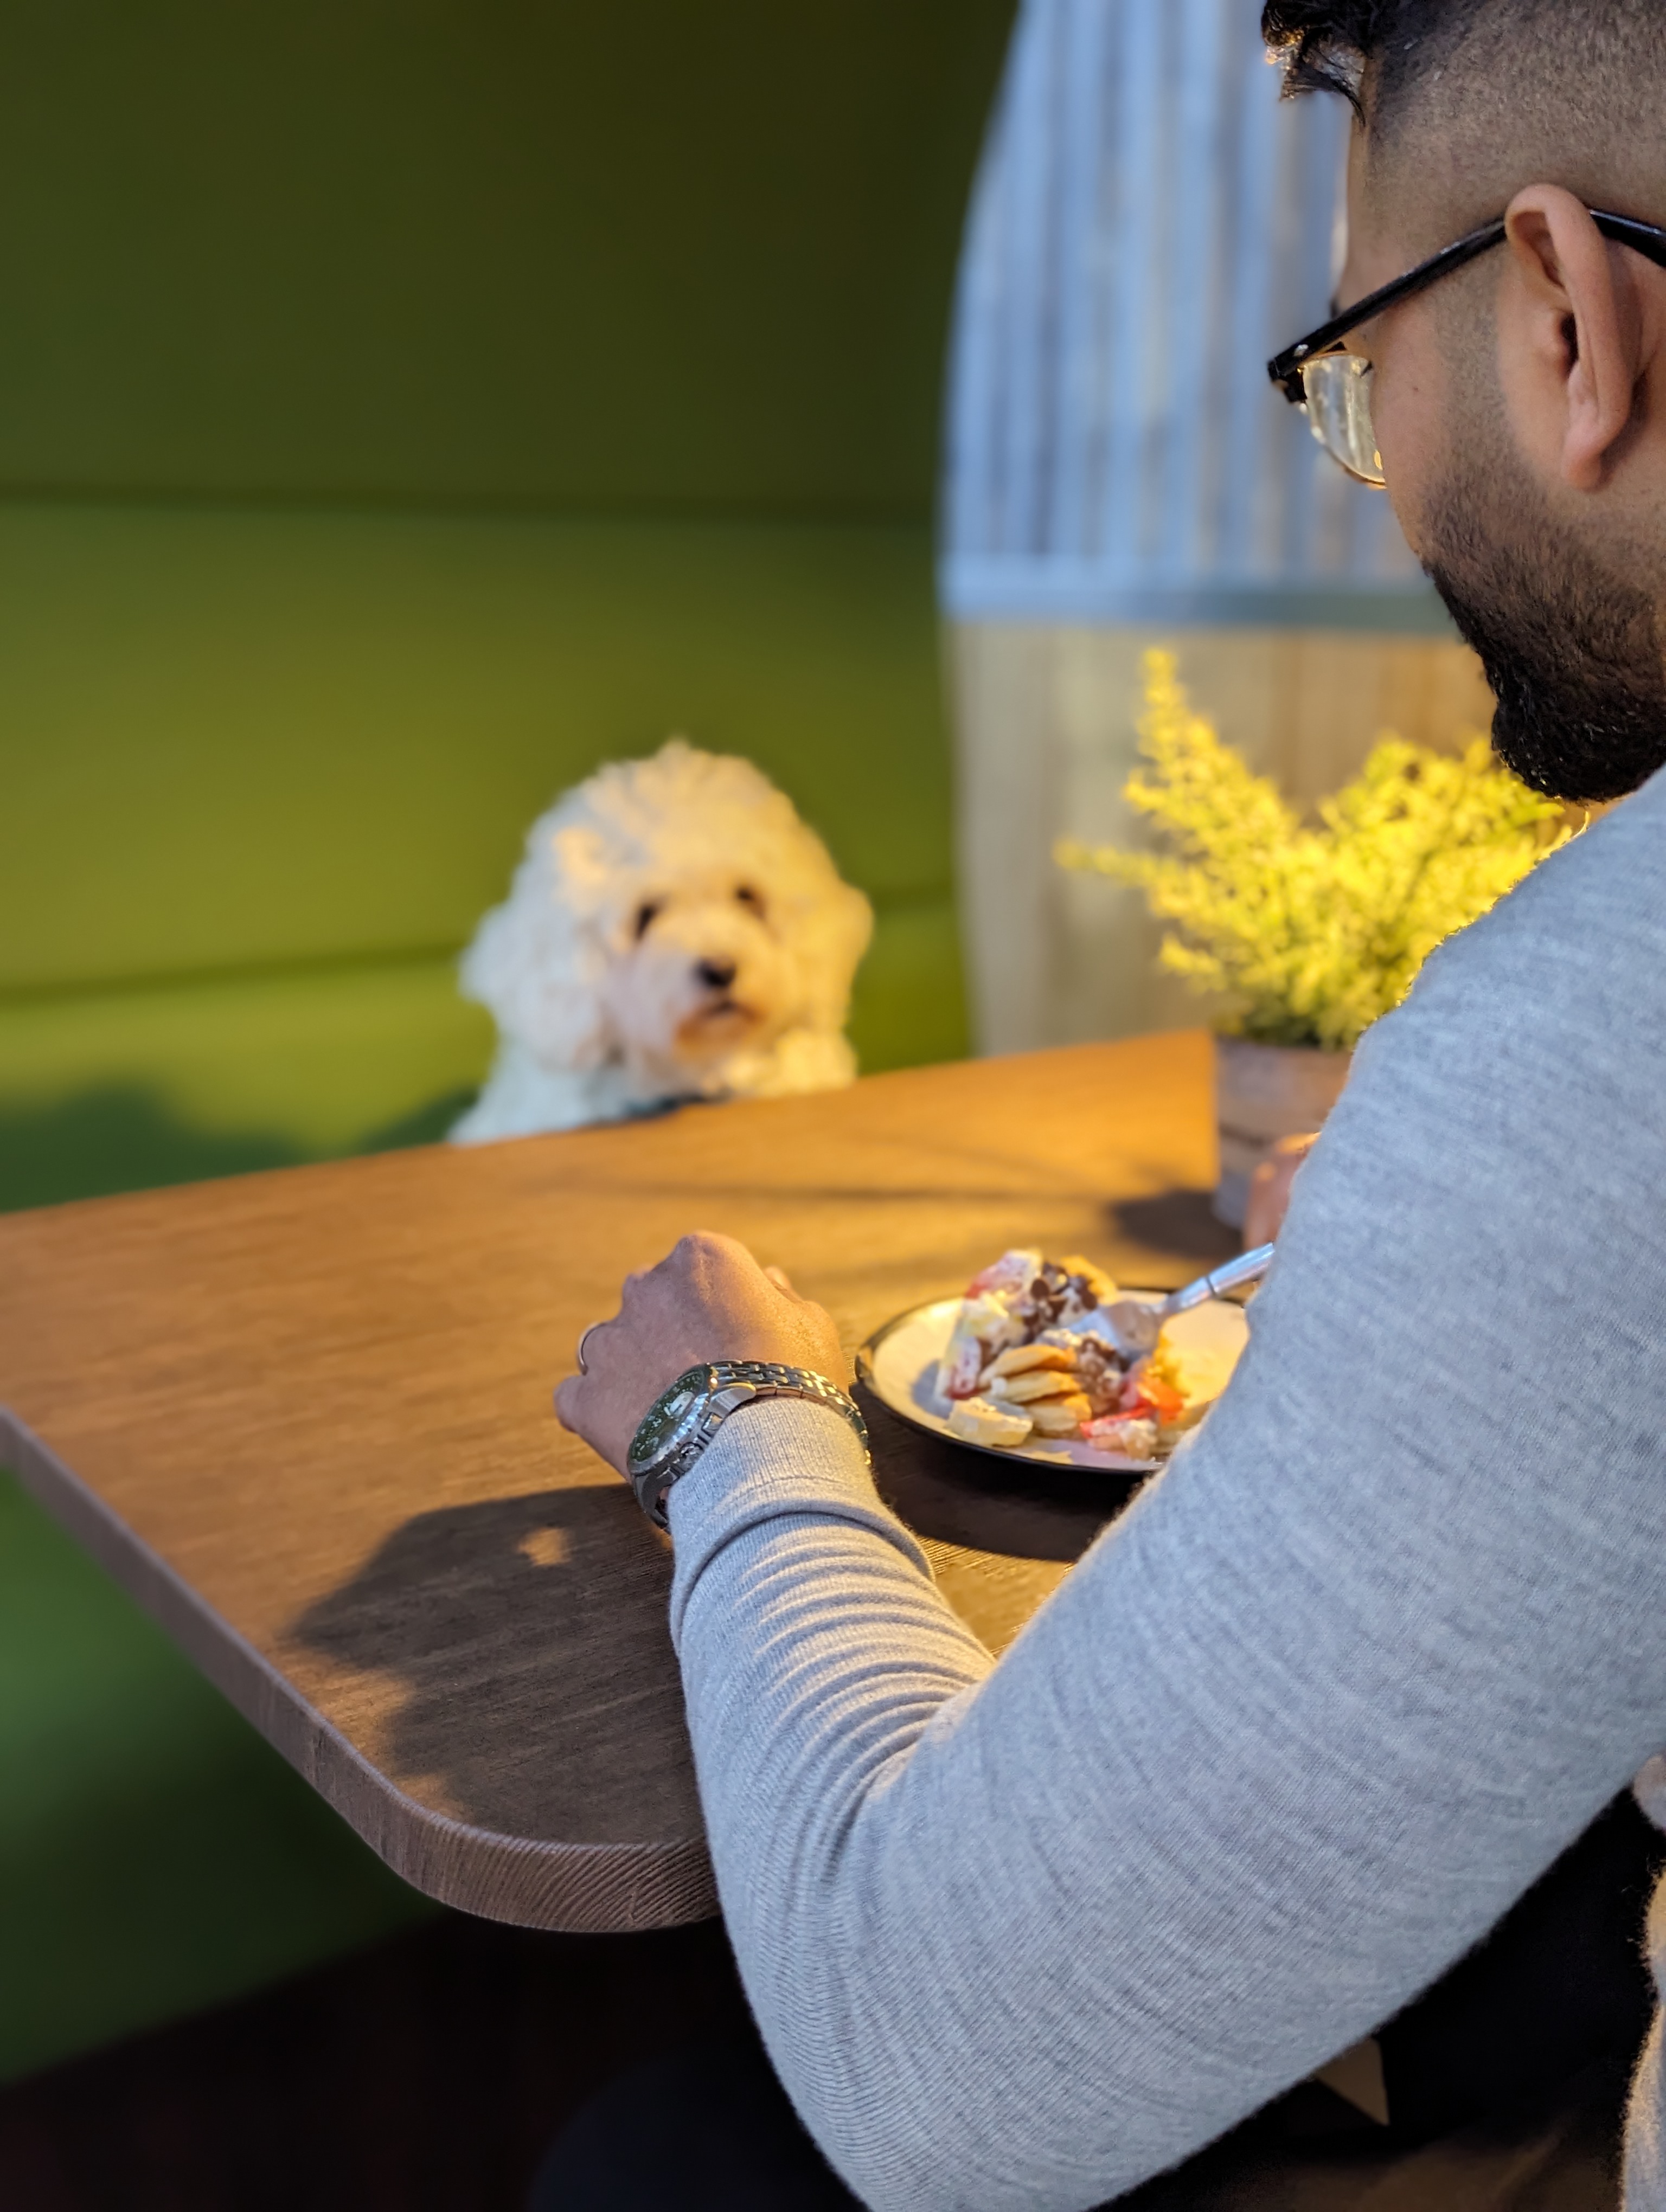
[629,1367,709,1473]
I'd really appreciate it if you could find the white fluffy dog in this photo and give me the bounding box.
[451,741,873,1141]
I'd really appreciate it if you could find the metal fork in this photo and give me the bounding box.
[1106,1243,1275,1356]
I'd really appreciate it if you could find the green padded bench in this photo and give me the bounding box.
[0,0,1014,2078]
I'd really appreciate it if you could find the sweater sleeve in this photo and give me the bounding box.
[666,796,1666,2212]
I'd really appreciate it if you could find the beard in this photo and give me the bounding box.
[1421,442,1666,804]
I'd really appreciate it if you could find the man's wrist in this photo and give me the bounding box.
[626,1362,869,1531]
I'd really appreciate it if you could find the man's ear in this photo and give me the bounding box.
[1502,185,1652,491]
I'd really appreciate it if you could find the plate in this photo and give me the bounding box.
[855,1289,1250,1474]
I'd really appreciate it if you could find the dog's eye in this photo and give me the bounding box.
[633,901,661,941]
[734,885,766,917]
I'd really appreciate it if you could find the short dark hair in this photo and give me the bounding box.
[1263,1,1666,149]
[1260,2,1486,116]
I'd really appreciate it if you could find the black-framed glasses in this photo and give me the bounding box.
[1267,207,1666,487]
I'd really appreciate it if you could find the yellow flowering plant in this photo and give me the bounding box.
[1055,650,1569,1052]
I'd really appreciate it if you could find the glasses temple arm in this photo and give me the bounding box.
[1268,208,1666,397]
[1267,218,1507,393]
[1592,209,1666,271]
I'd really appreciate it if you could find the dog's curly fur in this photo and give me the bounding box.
[451,742,874,1141]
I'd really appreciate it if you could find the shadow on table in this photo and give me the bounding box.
[855,1387,1148,1658]
[288,1483,701,1844]
[1113,1187,1240,1271]
[859,1388,1140,1566]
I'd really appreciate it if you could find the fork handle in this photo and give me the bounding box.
[1159,1243,1276,1317]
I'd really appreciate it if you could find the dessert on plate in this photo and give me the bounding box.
[935,1250,1209,1459]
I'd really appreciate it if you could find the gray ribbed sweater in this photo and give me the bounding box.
[667,768,1666,2212]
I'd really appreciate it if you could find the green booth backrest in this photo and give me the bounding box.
[0,0,1016,1207]
[0,1,1010,510]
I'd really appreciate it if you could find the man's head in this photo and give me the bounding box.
[1264,0,1666,802]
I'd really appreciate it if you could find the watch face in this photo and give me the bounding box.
[629,1367,710,1473]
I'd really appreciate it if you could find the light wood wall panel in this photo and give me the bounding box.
[952,621,1496,1054]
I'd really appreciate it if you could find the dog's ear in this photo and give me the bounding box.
[790,879,874,1033]
[459,872,614,1072]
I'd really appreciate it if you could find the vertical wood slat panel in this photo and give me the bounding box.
[941,0,1431,622]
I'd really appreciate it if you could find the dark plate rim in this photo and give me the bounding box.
[855,1290,1178,1475]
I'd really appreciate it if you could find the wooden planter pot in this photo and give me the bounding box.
[1214,1036,1353,1230]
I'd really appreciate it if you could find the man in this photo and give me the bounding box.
[553,5,1666,2205]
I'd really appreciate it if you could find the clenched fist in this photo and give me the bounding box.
[555,1231,848,1476]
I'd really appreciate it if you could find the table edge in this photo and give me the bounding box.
[0,1406,717,1934]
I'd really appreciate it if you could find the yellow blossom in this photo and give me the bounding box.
[1054,650,1569,1052]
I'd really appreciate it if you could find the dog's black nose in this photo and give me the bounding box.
[695,957,738,992]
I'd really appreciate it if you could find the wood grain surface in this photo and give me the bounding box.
[0,1031,1232,1933]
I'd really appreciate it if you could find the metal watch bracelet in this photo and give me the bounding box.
[626,1360,869,1532]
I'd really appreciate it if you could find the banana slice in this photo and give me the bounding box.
[948,1397,1035,1450]
[990,1367,1081,1404]
[1029,1394,1093,1436]
[985,1342,1077,1379]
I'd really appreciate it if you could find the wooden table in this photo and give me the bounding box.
[0,1032,1232,1935]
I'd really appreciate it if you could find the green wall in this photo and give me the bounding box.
[0,0,1011,511]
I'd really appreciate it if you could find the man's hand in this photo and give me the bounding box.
[555,1231,848,1476]
[1243,1133,1318,1250]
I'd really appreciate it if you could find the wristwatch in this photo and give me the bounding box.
[626,1360,869,1531]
